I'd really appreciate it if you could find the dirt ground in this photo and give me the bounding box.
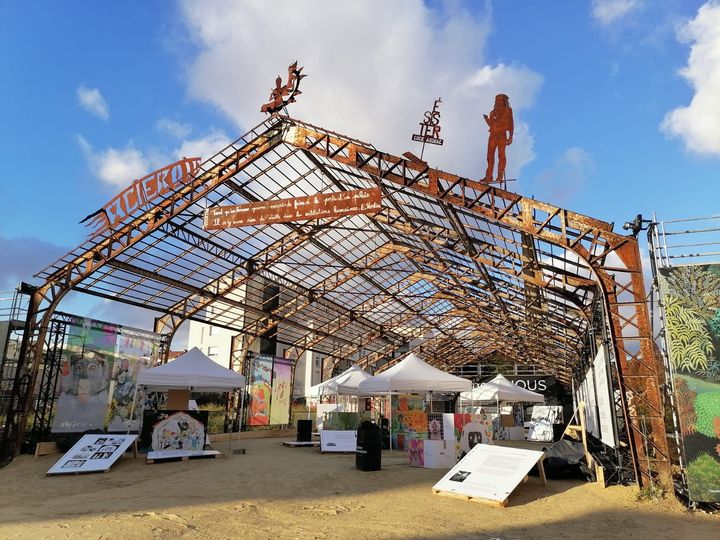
[0,437,717,540]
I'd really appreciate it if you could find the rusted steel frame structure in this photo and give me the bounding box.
[283,120,670,487]
[14,115,669,489]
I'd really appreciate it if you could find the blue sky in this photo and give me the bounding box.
[1,0,719,332]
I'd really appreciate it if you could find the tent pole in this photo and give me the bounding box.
[126,385,140,436]
[389,393,392,454]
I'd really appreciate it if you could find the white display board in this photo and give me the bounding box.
[320,430,357,452]
[593,348,617,448]
[423,440,456,469]
[433,443,544,504]
[47,434,137,475]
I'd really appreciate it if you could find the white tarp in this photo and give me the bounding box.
[308,365,372,397]
[358,353,472,394]
[461,374,544,403]
[137,347,245,392]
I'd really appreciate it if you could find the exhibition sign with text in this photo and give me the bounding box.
[203,188,382,230]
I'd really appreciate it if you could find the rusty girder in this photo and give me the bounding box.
[282,118,670,488]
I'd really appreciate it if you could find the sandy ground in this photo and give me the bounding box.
[0,437,717,540]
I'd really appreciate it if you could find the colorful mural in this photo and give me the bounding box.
[248,354,273,426]
[108,334,157,431]
[391,394,426,450]
[52,321,117,433]
[659,264,720,503]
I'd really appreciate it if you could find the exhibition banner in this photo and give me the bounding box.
[592,348,617,448]
[248,354,273,426]
[51,320,117,433]
[51,316,163,434]
[108,334,157,432]
[269,360,292,425]
[659,264,720,503]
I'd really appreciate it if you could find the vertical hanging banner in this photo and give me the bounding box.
[659,264,720,503]
[107,334,159,432]
[269,360,293,425]
[248,354,273,426]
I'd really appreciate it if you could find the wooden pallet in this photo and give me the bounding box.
[146,450,222,464]
[282,441,320,447]
[432,489,508,507]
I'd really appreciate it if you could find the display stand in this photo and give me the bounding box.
[320,430,357,453]
[432,443,547,507]
[282,440,320,448]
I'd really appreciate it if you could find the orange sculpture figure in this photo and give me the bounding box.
[483,94,514,182]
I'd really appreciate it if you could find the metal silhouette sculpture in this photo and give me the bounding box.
[260,61,306,115]
[483,94,514,183]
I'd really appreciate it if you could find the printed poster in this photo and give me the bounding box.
[139,410,209,453]
[659,264,720,503]
[107,333,158,432]
[51,320,117,433]
[248,354,273,426]
[269,360,292,425]
[391,394,426,450]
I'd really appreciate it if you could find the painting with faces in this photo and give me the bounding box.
[107,334,158,432]
[51,320,118,433]
[51,317,162,434]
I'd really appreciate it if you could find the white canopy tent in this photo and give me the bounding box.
[130,348,246,444]
[136,347,245,392]
[358,353,472,395]
[460,374,544,403]
[308,365,372,397]
[358,353,472,451]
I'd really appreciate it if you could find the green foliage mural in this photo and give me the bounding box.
[663,296,714,373]
[659,264,720,503]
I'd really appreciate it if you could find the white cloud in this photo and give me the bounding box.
[76,85,109,121]
[77,135,149,187]
[661,1,720,155]
[535,147,595,203]
[172,130,231,162]
[156,118,192,139]
[178,0,543,180]
[591,0,644,26]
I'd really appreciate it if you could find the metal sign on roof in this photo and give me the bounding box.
[411,98,444,158]
[79,157,201,237]
[203,187,382,230]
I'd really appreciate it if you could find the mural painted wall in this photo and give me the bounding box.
[51,321,117,433]
[51,317,162,434]
[659,264,720,503]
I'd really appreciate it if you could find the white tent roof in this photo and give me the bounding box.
[461,374,544,402]
[137,347,245,392]
[358,353,472,394]
[308,365,372,397]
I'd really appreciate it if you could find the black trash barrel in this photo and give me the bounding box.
[297,419,313,442]
[356,421,382,471]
